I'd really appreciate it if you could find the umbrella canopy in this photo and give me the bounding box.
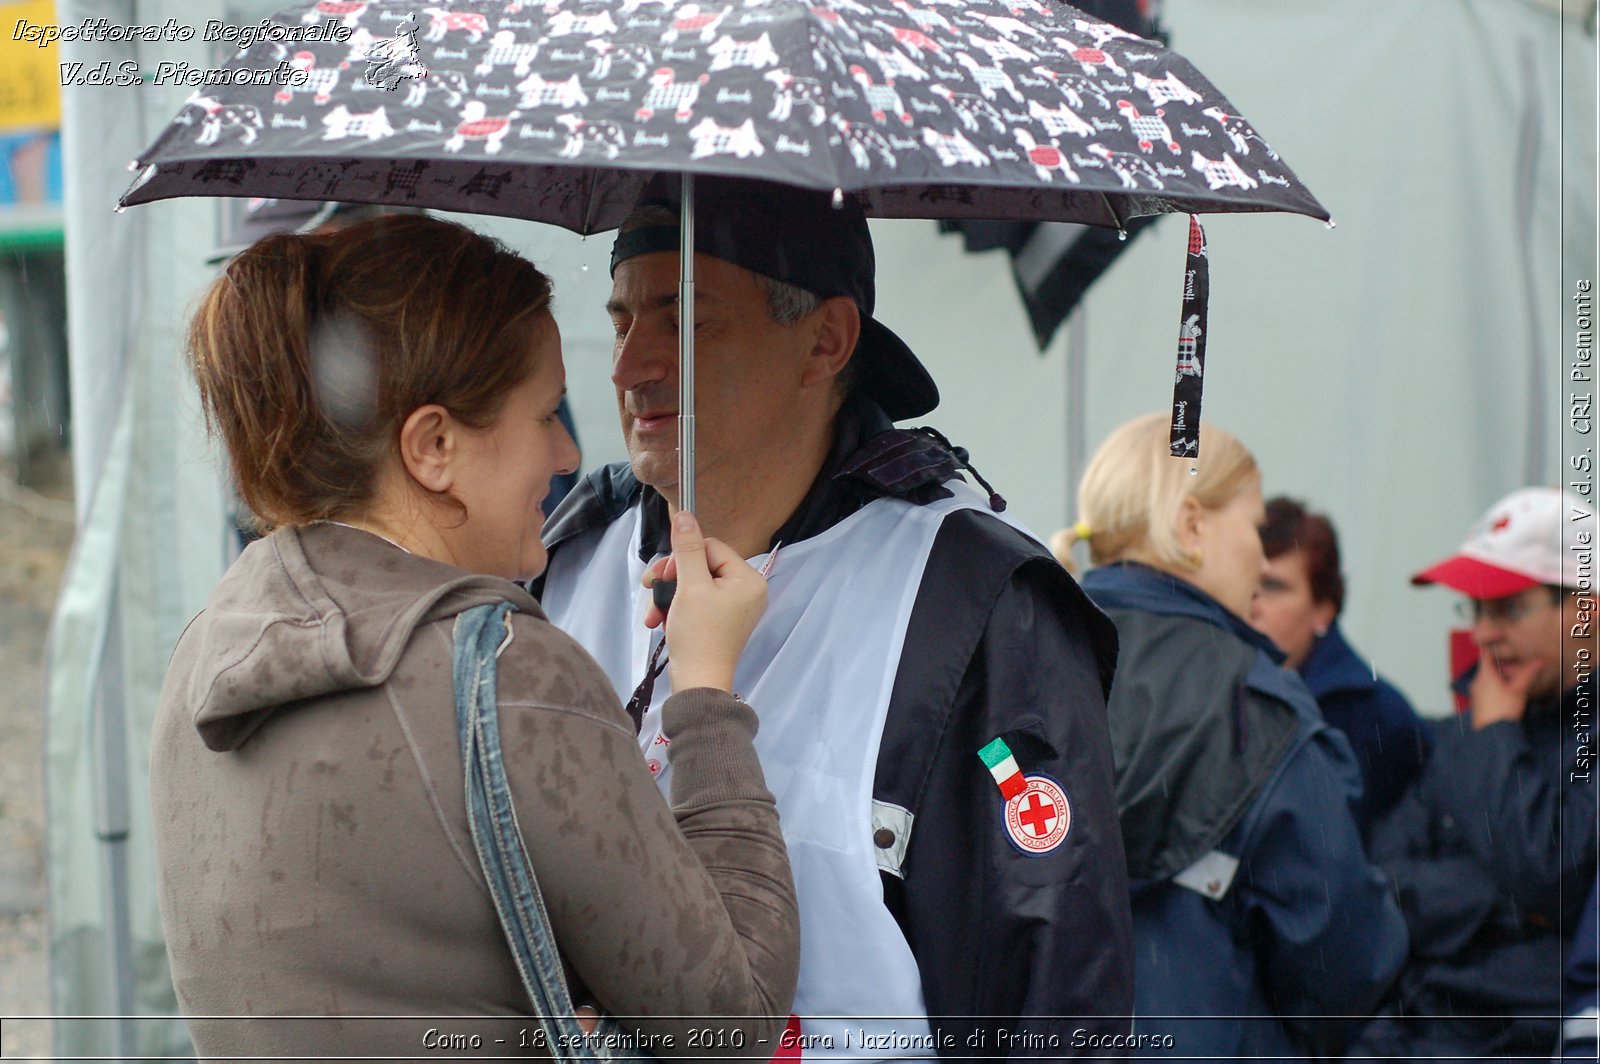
[120,0,1331,509]
[120,0,1327,232]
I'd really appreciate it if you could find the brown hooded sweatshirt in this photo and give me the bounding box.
[150,522,798,1059]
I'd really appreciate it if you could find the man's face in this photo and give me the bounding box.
[607,250,821,506]
[1470,586,1576,698]
[1250,549,1336,671]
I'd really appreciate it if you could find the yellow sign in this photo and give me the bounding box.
[0,0,62,133]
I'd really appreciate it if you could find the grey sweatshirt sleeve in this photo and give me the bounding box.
[495,635,798,1058]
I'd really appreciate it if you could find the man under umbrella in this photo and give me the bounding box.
[536,175,1133,1058]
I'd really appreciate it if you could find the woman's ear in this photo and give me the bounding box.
[1176,494,1205,553]
[1311,598,1338,637]
[800,296,861,389]
[397,404,458,494]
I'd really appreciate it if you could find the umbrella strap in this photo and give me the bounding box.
[1168,217,1210,463]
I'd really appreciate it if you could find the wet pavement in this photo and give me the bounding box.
[0,462,71,1058]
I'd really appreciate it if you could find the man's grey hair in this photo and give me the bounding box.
[618,203,857,397]
[619,204,823,325]
[758,274,823,324]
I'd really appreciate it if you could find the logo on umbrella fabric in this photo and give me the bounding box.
[363,15,427,92]
[1002,774,1071,856]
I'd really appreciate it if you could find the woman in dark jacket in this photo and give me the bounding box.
[1250,496,1432,840]
[1053,414,1407,1059]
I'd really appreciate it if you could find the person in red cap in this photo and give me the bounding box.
[1351,486,1598,1061]
[1412,487,1594,717]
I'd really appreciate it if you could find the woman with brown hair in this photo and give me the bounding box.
[1250,496,1431,840]
[150,215,798,1057]
[1051,413,1406,1060]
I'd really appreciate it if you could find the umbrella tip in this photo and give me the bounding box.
[1324,218,1338,231]
[114,203,126,215]
[127,159,139,172]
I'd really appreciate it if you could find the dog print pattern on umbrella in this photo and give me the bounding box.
[123,0,1328,233]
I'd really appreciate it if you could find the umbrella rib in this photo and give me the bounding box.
[582,168,600,238]
[1096,192,1127,236]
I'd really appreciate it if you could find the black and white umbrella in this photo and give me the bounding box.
[121,0,1330,501]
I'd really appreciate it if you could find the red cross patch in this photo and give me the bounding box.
[1003,775,1071,856]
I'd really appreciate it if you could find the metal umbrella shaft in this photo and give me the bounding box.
[651,173,695,615]
[678,172,695,518]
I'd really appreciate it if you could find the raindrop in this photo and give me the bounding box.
[114,204,126,215]
[127,160,139,172]
[1188,465,1198,476]
[1117,230,1128,242]
[580,262,589,272]
[832,188,844,208]
[1325,219,1338,231]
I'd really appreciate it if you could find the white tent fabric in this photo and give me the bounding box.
[45,0,1595,1055]
[868,0,1597,710]
[51,0,232,1055]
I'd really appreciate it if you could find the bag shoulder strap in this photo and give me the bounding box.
[452,602,648,1062]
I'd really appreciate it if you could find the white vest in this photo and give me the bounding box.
[541,483,1003,1061]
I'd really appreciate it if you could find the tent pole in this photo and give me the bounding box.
[90,582,137,1058]
[1064,306,1088,531]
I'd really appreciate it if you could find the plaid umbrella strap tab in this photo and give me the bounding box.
[1169,215,1208,459]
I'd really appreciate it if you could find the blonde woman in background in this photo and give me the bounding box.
[1051,413,1406,1060]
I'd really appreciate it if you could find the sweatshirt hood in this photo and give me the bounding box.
[176,523,539,752]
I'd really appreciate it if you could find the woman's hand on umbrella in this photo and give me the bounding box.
[643,511,767,692]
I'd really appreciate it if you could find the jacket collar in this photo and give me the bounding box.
[1298,621,1378,699]
[1081,562,1287,664]
[541,395,979,565]
[540,459,645,555]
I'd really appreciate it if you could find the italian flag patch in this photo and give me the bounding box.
[978,737,1027,801]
